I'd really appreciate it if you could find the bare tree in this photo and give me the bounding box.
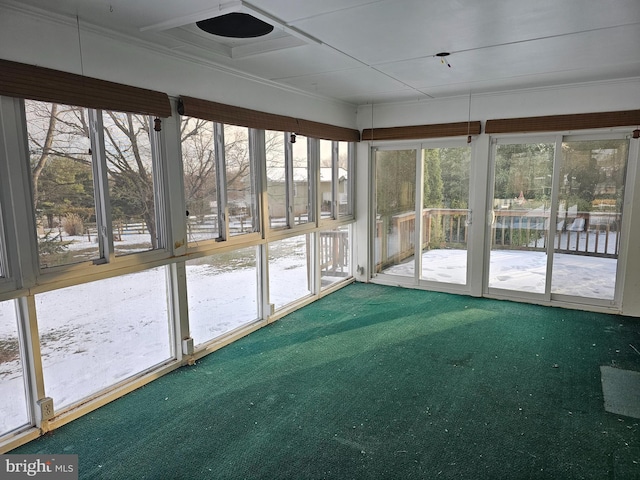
[26,102,91,211]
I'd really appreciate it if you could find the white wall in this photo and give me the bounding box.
[356,80,640,129]
[0,5,357,129]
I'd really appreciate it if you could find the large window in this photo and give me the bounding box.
[25,100,164,269]
[36,267,173,411]
[186,246,259,346]
[0,299,29,435]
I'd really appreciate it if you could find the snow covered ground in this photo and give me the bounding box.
[383,248,617,299]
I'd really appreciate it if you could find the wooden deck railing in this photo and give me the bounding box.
[319,230,349,277]
[492,210,621,258]
[375,208,622,271]
[376,208,469,270]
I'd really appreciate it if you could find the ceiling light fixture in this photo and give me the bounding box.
[197,12,273,38]
[436,52,452,68]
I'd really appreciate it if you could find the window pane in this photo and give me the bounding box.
[338,141,351,217]
[552,139,629,300]
[224,125,257,236]
[0,299,29,435]
[269,234,312,309]
[320,225,351,290]
[266,130,287,229]
[186,246,258,346]
[292,135,310,225]
[489,143,554,293]
[103,111,157,255]
[37,267,172,411]
[375,149,417,277]
[25,100,99,268]
[181,117,218,243]
[320,140,333,219]
[420,146,470,285]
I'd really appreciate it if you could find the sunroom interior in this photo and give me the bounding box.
[1,0,640,456]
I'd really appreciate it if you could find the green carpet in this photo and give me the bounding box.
[14,283,640,479]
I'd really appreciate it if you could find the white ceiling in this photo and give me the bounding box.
[6,0,640,105]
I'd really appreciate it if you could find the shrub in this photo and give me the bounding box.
[63,213,84,236]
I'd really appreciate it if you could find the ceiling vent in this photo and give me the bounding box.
[196,12,273,38]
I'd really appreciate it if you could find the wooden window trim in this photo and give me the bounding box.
[0,59,171,117]
[179,96,360,142]
[362,121,481,141]
[485,110,640,134]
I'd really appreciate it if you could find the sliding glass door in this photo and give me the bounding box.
[374,142,471,288]
[487,135,630,305]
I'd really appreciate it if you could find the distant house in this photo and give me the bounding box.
[265,166,348,220]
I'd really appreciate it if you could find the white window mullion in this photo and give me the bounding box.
[248,128,262,234]
[252,128,268,236]
[0,97,39,288]
[331,141,339,220]
[167,261,189,359]
[254,129,270,319]
[161,103,187,257]
[213,122,228,241]
[415,147,424,284]
[149,116,168,250]
[308,137,318,225]
[16,295,51,428]
[345,142,356,219]
[89,109,114,264]
[544,135,563,299]
[285,134,294,227]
